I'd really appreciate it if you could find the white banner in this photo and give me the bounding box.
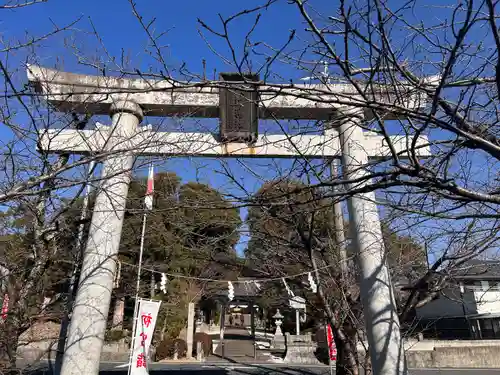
[129,299,161,375]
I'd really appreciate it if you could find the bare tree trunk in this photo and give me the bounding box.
[309,253,358,374]
[362,351,373,375]
[296,212,359,375]
[334,317,360,375]
[5,336,19,375]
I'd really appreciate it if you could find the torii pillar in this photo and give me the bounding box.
[28,65,432,375]
[339,107,405,375]
[61,100,143,375]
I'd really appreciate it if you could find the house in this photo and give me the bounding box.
[415,260,500,339]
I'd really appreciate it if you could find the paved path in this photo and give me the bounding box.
[210,328,273,363]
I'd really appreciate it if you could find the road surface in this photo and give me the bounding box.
[21,360,500,375]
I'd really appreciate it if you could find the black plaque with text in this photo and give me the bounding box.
[219,72,259,144]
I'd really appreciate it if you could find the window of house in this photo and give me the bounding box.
[471,281,490,291]
[464,280,493,292]
[480,319,495,339]
[473,281,482,289]
[463,281,476,290]
[493,319,500,337]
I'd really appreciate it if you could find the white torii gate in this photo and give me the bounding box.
[28,65,432,375]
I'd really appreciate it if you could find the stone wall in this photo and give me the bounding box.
[407,346,500,368]
[318,332,500,369]
[405,338,500,350]
[18,340,130,365]
[17,322,131,365]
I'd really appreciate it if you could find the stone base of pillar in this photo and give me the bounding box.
[283,333,322,365]
[272,333,286,350]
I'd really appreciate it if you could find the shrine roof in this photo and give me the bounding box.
[214,277,262,299]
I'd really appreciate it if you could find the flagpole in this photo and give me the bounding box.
[128,211,148,375]
[128,163,154,375]
[133,163,153,328]
[135,211,148,306]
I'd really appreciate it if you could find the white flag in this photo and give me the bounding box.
[129,299,161,375]
[144,163,154,210]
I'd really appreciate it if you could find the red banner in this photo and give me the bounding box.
[326,324,337,361]
[1,294,9,321]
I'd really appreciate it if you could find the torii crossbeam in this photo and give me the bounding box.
[28,65,432,375]
[39,123,429,159]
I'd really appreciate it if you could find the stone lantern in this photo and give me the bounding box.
[273,309,284,336]
[271,309,286,349]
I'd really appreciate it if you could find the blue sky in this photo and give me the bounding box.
[1,0,333,255]
[1,0,495,259]
[2,0,305,78]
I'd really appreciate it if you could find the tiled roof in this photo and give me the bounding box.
[452,260,500,280]
[215,277,262,299]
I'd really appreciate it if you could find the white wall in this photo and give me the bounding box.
[474,289,500,315]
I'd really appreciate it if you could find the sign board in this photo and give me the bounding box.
[326,324,337,362]
[219,72,259,144]
[129,299,161,375]
[289,296,306,310]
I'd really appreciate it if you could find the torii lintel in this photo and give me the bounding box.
[27,64,429,121]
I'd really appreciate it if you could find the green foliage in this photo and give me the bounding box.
[381,223,428,281]
[246,178,334,277]
[118,172,241,287]
[0,198,92,323]
[152,289,189,343]
[115,171,241,335]
[0,169,241,357]
[245,177,428,313]
[177,182,241,251]
[105,329,127,343]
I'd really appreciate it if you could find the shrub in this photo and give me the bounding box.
[105,329,127,342]
[155,338,187,360]
[194,332,212,356]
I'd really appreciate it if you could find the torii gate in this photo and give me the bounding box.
[28,65,432,375]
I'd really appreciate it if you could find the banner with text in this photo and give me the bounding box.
[129,299,161,375]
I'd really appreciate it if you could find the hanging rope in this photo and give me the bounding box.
[118,259,335,285]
